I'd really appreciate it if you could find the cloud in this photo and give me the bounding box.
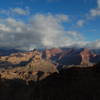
[76,0,100,27]
[66,31,83,40]
[83,40,100,49]
[0,24,12,32]
[0,13,86,50]
[0,7,30,16]
[10,8,29,15]
[67,40,100,49]
[89,0,100,17]
[89,40,100,48]
[97,0,100,8]
[90,8,100,17]
[76,20,85,27]
[0,13,99,50]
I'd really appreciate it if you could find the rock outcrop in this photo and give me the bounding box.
[80,48,96,66]
[0,63,100,100]
[0,50,58,81]
[0,51,34,64]
[0,49,43,67]
[42,48,63,60]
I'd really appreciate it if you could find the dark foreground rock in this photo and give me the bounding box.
[0,63,100,100]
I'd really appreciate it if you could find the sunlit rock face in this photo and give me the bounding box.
[0,51,34,64]
[0,49,58,81]
[0,59,58,81]
[27,50,58,73]
[0,48,99,70]
[0,49,42,66]
[80,48,96,66]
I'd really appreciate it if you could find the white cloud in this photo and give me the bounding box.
[76,0,100,27]
[89,0,100,17]
[0,24,12,32]
[84,40,100,49]
[0,13,85,50]
[10,8,29,15]
[76,20,85,27]
[0,7,30,16]
[90,8,100,17]
[67,40,100,49]
[90,40,100,49]
[97,0,100,8]
[0,13,99,50]
[55,14,69,21]
[66,31,83,40]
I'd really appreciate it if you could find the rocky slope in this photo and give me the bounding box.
[0,48,100,72]
[0,63,100,100]
[0,50,58,81]
[52,48,100,66]
[0,48,99,100]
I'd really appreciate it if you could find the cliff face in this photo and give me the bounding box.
[0,51,34,64]
[0,48,99,69]
[0,50,58,81]
[42,48,63,60]
[48,48,98,66]
[80,48,96,66]
[0,48,100,100]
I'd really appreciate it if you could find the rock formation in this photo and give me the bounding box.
[0,49,42,66]
[80,48,96,66]
[0,51,34,64]
[42,49,52,60]
[32,50,42,62]
[42,48,63,60]
[0,49,58,82]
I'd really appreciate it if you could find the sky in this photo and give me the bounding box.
[0,0,100,50]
